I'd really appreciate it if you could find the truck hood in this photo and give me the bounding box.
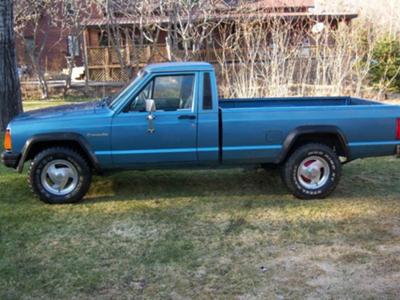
[13,100,108,122]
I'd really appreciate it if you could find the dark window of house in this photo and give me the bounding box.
[99,31,109,47]
[203,72,212,110]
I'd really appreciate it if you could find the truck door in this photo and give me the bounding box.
[111,72,198,167]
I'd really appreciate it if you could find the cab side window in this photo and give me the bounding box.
[203,72,213,110]
[129,80,153,112]
[128,74,195,112]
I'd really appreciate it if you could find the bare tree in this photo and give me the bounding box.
[87,0,225,82]
[214,9,306,98]
[316,0,400,98]
[158,0,223,62]
[43,0,398,99]
[0,0,23,130]
[89,0,163,82]
[129,2,162,73]
[60,0,93,95]
[212,4,385,99]
[14,0,60,99]
[316,0,400,33]
[119,0,164,77]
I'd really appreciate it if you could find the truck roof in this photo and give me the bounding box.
[144,62,214,73]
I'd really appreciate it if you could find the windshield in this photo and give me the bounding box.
[108,69,147,110]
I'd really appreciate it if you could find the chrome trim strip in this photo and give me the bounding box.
[95,145,280,156]
[348,141,399,147]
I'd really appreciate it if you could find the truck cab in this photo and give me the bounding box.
[108,62,220,167]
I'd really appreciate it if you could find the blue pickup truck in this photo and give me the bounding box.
[2,62,400,204]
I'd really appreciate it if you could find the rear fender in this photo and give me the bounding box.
[276,125,349,164]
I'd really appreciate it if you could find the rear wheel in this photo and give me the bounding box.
[29,147,92,204]
[281,143,341,199]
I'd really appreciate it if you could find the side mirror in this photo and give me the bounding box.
[145,99,156,113]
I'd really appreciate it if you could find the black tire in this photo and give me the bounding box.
[28,147,92,204]
[281,143,341,199]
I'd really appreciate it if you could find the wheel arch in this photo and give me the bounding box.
[17,133,101,173]
[276,126,350,164]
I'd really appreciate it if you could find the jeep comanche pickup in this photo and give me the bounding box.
[2,62,400,204]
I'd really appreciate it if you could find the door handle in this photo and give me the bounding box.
[146,113,155,133]
[178,115,196,120]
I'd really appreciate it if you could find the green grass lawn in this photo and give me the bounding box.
[22,95,94,111]
[0,101,400,299]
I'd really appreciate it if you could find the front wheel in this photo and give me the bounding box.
[29,147,92,204]
[281,143,341,199]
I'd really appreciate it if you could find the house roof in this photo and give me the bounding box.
[239,0,315,9]
[85,12,357,27]
[84,0,358,28]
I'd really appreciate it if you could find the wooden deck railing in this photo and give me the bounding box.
[87,45,226,67]
[86,44,316,81]
[87,45,226,81]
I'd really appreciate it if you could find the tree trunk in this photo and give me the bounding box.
[63,56,73,96]
[0,0,22,130]
[82,30,90,96]
[30,57,49,99]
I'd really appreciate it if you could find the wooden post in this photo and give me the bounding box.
[125,28,131,80]
[126,43,130,65]
[125,28,130,66]
[82,29,90,87]
[105,47,110,81]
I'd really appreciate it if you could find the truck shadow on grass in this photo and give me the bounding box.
[87,168,288,203]
[85,157,400,204]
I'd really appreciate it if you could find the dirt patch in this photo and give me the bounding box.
[107,219,160,240]
[265,244,400,299]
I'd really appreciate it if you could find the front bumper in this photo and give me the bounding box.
[1,151,20,169]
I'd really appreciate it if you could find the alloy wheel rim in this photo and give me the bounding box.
[297,156,331,190]
[40,159,79,196]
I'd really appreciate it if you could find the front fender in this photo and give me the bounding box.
[17,132,101,173]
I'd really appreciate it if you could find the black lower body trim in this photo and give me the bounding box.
[1,151,20,169]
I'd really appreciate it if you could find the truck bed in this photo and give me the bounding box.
[219,96,381,108]
[218,96,399,164]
